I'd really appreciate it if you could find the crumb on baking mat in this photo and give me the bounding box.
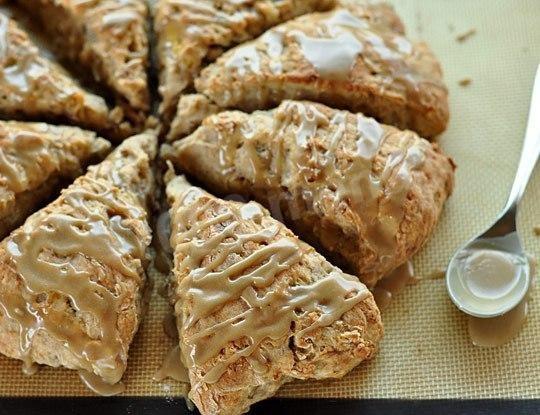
[456,28,476,43]
[459,78,472,87]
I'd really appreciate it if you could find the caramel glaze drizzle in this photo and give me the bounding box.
[0,176,149,385]
[154,345,190,383]
[0,123,107,200]
[0,14,55,96]
[216,101,427,273]
[0,130,52,194]
[169,182,370,387]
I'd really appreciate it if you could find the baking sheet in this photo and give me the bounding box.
[0,0,539,400]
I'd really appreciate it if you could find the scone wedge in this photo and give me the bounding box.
[162,101,455,287]
[0,121,110,239]
[0,14,121,136]
[183,5,448,140]
[166,174,383,415]
[155,0,335,126]
[16,0,150,126]
[0,131,157,393]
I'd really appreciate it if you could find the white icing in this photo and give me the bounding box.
[356,117,384,159]
[240,202,264,222]
[102,10,139,27]
[261,30,284,74]
[295,31,363,80]
[226,44,260,76]
[365,31,401,60]
[324,9,367,35]
[4,65,28,92]
[393,36,413,55]
[0,14,8,60]
[290,103,328,147]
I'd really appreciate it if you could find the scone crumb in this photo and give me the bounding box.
[456,28,476,43]
[534,226,540,236]
[459,78,472,87]
[428,268,447,280]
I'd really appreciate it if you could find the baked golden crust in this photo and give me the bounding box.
[16,0,150,126]
[155,0,335,125]
[0,14,117,135]
[167,93,220,141]
[0,131,157,388]
[335,0,406,33]
[191,5,448,139]
[162,101,455,287]
[166,174,382,415]
[0,121,110,239]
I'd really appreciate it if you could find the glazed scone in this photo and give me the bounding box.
[165,2,410,141]
[167,93,220,141]
[0,121,110,239]
[162,101,455,287]
[0,14,118,136]
[17,0,150,126]
[335,0,406,33]
[166,174,383,415]
[155,0,335,126]
[191,5,448,139]
[163,1,410,141]
[0,131,157,393]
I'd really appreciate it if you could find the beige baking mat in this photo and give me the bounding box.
[1,0,539,400]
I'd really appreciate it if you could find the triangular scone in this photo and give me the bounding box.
[0,14,115,135]
[166,174,383,415]
[162,101,455,287]
[155,0,335,125]
[0,121,110,239]
[16,0,150,124]
[192,6,449,139]
[0,131,157,392]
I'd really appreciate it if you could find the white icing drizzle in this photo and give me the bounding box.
[0,14,8,60]
[295,31,363,80]
[323,9,368,34]
[261,30,284,74]
[356,117,384,159]
[364,31,401,61]
[226,44,261,76]
[220,8,418,84]
[393,36,413,55]
[166,0,251,25]
[102,10,139,27]
[283,102,328,147]
[210,100,427,270]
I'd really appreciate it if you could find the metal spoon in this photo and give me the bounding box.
[446,64,540,318]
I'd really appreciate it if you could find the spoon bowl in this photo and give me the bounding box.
[446,230,530,318]
[446,63,540,318]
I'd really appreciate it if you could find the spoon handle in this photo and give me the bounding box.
[504,63,540,212]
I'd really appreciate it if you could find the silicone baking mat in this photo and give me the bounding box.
[0,0,539,402]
